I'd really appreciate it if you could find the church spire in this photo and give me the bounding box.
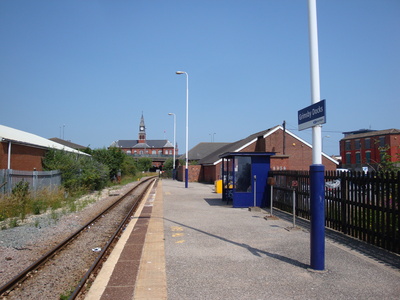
[138,112,146,143]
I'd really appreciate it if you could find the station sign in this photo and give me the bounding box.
[298,99,326,131]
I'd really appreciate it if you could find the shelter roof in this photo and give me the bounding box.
[220,152,276,158]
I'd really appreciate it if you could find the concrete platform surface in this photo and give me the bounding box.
[87,179,400,300]
[163,179,400,300]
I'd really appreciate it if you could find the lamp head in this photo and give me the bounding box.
[176,71,185,75]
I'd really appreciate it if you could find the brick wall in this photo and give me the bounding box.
[1,142,46,171]
[201,165,220,183]
[177,165,202,182]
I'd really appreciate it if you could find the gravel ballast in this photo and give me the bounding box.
[0,182,139,289]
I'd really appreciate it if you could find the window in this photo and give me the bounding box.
[365,138,371,149]
[345,153,351,164]
[345,140,351,151]
[355,139,361,150]
[356,152,361,164]
[365,151,371,163]
[379,136,386,147]
[152,150,156,154]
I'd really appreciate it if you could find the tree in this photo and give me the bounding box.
[91,147,125,179]
[122,155,137,176]
[42,149,110,191]
[136,157,152,172]
[163,158,174,171]
[377,145,400,173]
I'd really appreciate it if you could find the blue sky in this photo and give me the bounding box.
[1,1,399,157]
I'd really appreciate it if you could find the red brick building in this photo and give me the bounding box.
[340,128,400,172]
[110,114,178,169]
[178,125,338,183]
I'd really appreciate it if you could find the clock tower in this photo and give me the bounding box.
[138,113,146,143]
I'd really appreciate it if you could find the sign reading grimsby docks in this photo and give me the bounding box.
[298,99,326,131]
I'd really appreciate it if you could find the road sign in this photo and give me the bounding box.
[298,99,326,131]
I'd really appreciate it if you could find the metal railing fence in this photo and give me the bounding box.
[0,169,62,194]
[269,170,400,254]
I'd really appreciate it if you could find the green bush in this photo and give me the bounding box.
[122,155,138,176]
[12,181,30,220]
[42,149,110,192]
[136,157,152,172]
[91,147,125,179]
[163,158,173,170]
[43,147,139,192]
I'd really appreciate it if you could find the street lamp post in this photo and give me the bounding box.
[308,0,325,271]
[168,113,176,180]
[176,71,189,188]
[209,132,216,142]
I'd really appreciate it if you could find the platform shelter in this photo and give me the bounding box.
[220,152,275,208]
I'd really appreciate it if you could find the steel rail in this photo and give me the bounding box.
[0,177,156,296]
[69,178,157,299]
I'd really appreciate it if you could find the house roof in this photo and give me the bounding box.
[49,137,87,150]
[0,124,90,155]
[198,125,338,166]
[341,128,400,140]
[197,127,280,165]
[179,142,231,161]
[111,139,174,149]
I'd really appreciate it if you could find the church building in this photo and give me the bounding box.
[110,114,178,169]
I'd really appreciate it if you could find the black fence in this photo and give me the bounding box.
[269,170,400,254]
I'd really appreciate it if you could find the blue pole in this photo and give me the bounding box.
[310,164,325,271]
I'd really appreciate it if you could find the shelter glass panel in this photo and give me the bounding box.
[235,156,252,193]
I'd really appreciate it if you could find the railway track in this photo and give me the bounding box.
[0,177,157,299]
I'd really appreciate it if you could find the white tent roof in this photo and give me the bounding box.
[0,124,89,156]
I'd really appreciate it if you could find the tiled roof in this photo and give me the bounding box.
[198,126,281,165]
[197,125,338,166]
[179,142,231,161]
[111,139,174,149]
[341,129,400,140]
[49,137,87,150]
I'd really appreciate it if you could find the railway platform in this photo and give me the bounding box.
[85,179,400,300]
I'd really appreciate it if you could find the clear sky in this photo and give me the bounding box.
[1,0,399,157]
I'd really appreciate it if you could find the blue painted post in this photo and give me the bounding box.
[185,168,188,188]
[310,164,325,271]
